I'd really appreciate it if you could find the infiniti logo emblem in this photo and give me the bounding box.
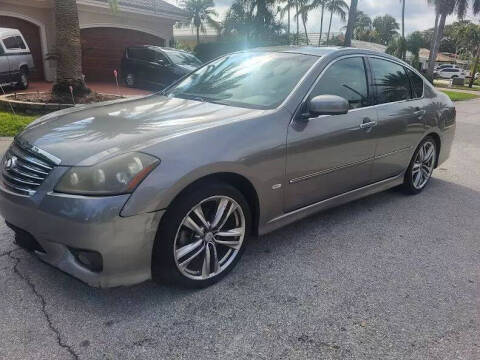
[4,156,17,170]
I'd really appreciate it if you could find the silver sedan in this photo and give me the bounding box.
[0,47,456,288]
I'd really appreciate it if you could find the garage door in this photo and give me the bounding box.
[81,27,165,81]
[0,16,44,81]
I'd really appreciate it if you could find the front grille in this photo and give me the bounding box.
[1,142,56,196]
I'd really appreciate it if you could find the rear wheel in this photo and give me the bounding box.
[125,73,136,88]
[402,136,437,194]
[152,182,251,288]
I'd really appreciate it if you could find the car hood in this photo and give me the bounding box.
[18,95,264,166]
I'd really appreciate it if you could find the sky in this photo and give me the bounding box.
[169,0,479,34]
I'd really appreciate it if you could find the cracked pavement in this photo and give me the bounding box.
[1,100,480,359]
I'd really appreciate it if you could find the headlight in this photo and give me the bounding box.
[55,152,159,195]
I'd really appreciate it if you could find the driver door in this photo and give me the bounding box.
[285,56,378,212]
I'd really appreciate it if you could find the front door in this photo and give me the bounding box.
[285,56,378,212]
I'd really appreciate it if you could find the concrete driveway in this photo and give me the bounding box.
[1,100,479,360]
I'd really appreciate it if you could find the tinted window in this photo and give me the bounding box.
[163,50,202,67]
[310,57,369,109]
[3,36,19,49]
[128,48,155,62]
[371,58,411,104]
[406,69,424,98]
[167,52,317,109]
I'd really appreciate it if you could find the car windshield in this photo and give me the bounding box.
[164,50,202,67]
[164,52,317,109]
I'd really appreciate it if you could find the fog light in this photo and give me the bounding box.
[69,248,103,272]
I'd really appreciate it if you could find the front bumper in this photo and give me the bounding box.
[0,167,164,287]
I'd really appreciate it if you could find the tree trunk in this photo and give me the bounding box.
[427,11,440,72]
[287,4,291,39]
[302,14,309,45]
[468,46,480,88]
[295,0,300,44]
[326,10,333,45]
[344,0,358,47]
[318,5,325,45]
[196,26,200,45]
[401,0,406,60]
[427,12,447,79]
[52,0,90,101]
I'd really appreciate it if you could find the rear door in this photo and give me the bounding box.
[368,57,426,182]
[285,56,378,211]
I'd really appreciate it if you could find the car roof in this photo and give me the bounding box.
[0,28,22,38]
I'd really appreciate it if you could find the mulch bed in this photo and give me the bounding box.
[9,92,122,104]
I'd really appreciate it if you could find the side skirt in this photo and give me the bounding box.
[259,172,405,236]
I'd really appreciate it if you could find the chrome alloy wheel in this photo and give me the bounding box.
[412,140,436,190]
[173,196,246,280]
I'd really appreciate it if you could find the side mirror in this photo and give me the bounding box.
[308,95,349,116]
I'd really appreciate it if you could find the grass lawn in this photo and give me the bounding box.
[0,111,38,137]
[440,90,480,102]
[435,83,480,92]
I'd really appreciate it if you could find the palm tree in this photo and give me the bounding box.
[353,11,373,38]
[399,0,407,59]
[372,15,399,45]
[294,0,311,44]
[304,0,327,45]
[325,0,349,45]
[51,0,91,101]
[426,0,469,79]
[181,0,220,46]
[344,0,358,46]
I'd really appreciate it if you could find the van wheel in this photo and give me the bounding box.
[152,182,251,288]
[402,136,437,195]
[125,73,136,88]
[17,69,29,90]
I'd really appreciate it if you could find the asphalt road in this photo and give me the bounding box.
[1,100,479,360]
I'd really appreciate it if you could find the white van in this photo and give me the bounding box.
[0,28,35,90]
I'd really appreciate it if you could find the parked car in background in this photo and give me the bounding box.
[0,47,455,288]
[0,28,34,90]
[121,46,202,89]
[434,64,458,71]
[434,67,466,79]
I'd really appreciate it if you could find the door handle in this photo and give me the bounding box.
[414,109,426,117]
[360,120,377,129]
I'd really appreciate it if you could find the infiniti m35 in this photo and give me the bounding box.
[0,47,455,288]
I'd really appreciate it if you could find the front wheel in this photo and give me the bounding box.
[402,137,437,194]
[152,182,251,288]
[17,69,29,90]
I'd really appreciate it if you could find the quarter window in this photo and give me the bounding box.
[310,57,369,109]
[370,58,411,104]
[15,36,26,49]
[406,69,424,98]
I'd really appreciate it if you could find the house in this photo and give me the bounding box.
[418,49,469,70]
[0,0,186,82]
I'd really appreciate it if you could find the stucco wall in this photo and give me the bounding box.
[0,2,177,82]
[0,3,56,80]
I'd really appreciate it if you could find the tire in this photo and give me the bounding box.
[401,136,437,195]
[17,68,29,90]
[152,181,251,288]
[125,73,136,88]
